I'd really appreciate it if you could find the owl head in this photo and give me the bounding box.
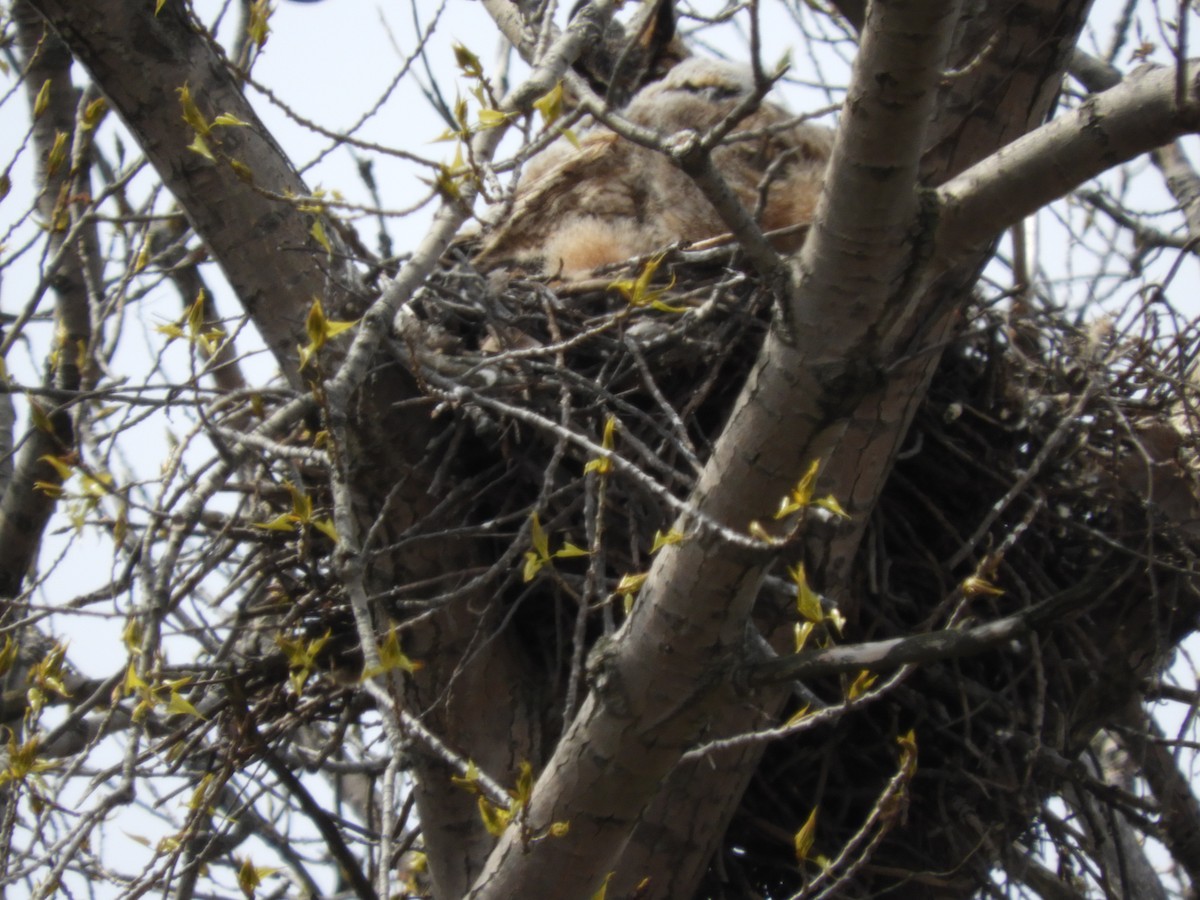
[570,0,688,108]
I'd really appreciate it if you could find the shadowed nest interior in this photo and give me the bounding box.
[250,249,1200,896]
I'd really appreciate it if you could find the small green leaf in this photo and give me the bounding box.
[776,459,820,518]
[583,456,611,475]
[33,80,51,119]
[187,773,216,812]
[793,807,818,862]
[788,563,824,624]
[453,43,484,79]
[277,630,330,694]
[46,131,69,176]
[961,574,1004,597]
[615,572,647,596]
[451,760,481,793]
[522,551,545,583]
[477,108,514,129]
[247,0,272,48]
[236,855,278,898]
[229,159,254,183]
[297,298,357,368]
[0,637,16,677]
[813,495,850,518]
[510,760,534,811]
[530,513,550,563]
[167,690,205,719]
[310,219,332,255]
[896,728,918,776]
[616,572,647,613]
[253,513,298,532]
[324,318,355,340]
[27,642,72,701]
[650,529,685,554]
[524,513,586,578]
[433,163,468,202]
[847,670,877,701]
[784,703,812,726]
[38,454,74,482]
[121,661,147,697]
[608,254,680,310]
[591,873,614,900]
[0,735,56,788]
[584,416,617,474]
[311,518,339,543]
[27,398,54,434]
[177,84,210,136]
[158,290,225,356]
[533,82,565,127]
[187,134,215,161]
[81,97,107,130]
[361,626,423,680]
[747,521,779,544]
[122,619,143,655]
[793,621,814,652]
[79,470,113,499]
[478,796,511,836]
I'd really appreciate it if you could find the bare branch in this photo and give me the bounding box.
[1116,703,1200,890]
[746,590,1082,687]
[1072,48,1200,245]
[935,61,1200,269]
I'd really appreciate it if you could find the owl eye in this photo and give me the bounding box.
[689,83,746,102]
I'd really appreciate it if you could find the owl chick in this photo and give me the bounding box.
[473,56,833,280]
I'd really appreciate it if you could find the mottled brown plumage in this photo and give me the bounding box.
[473,57,833,279]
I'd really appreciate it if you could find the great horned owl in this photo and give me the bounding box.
[473,56,833,279]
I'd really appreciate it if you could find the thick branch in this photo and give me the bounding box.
[1117,703,1200,890]
[28,0,353,385]
[934,61,1200,268]
[622,1,1096,893]
[1072,49,1200,245]
[468,2,962,896]
[1065,747,1170,900]
[0,4,96,602]
[788,0,960,339]
[0,389,10,504]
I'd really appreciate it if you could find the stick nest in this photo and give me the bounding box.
[257,247,1200,896]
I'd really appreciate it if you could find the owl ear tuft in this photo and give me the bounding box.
[570,0,688,107]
